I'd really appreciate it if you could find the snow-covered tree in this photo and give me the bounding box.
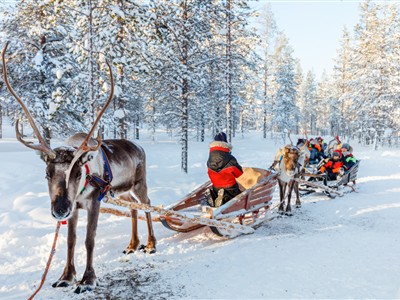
[272,35,298,133]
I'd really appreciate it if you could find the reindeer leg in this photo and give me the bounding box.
[294,180,301,208]
[123,208,140,254]
[133,178,156,254]
[286,181,295,216]
[143,211,156,254]
[278,180,286,213]
[52,208,78,288]
[74,201,100,294]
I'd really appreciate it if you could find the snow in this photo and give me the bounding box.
[32,50,43,68]
[1,118,400,299]
[113,109,125,119]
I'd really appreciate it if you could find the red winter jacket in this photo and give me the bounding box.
[207,141,243,188]
[320,159,344,174]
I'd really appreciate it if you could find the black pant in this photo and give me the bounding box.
[212,182,241,205]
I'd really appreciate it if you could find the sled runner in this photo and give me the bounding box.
[158,167,278,238]
[298,160,361,198]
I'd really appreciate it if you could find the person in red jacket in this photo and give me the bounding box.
[318,150,344,180]
[206,132,243,207]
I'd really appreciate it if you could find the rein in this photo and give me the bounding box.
[80,146,113,201]
[28,221,62,300]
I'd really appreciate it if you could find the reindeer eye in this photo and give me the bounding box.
[45,171,50,180]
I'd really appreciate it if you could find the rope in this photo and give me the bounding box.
[27,221,61,300]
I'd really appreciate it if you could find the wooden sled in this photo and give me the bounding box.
[159,167,278,238]
[298,160,361,198]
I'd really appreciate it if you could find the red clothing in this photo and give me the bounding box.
[320,159,344,174]
[207,141,243,188]
[207,166,243,188]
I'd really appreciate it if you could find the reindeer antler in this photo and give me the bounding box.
[288,130,293,145]
[65,60,114,186]
[304,131,309,141]
[2,41,56,159]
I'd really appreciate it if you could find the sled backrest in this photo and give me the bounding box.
[335,160,361,186]
[214,167,277,215]
[237,167,270,190]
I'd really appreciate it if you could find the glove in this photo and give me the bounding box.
[339,167,345,176]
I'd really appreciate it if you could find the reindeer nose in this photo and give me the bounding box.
[52,208,71,220]
[52,196,72,220]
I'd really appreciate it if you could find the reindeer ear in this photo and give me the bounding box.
[40,152,51,163]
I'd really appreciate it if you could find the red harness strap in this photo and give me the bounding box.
[80,164,91,194]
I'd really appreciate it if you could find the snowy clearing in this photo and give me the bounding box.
[1,125,400,299]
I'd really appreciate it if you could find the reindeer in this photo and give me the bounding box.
[271,132,308,215]
[2,42,156,294]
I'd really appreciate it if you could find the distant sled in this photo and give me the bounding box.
[298,161,361,198]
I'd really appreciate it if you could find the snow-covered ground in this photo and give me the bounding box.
[1,118,400,300]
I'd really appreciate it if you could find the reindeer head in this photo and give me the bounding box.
[2,42,114,221]
[282,145,300,177]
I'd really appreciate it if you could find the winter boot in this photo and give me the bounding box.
[204,189,214,207]
[214,189,224,208]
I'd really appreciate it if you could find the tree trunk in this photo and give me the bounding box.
[0,102,2,139]
[181,78,188,173]
[135,115,139,140]
[225,0,233,143]
[88,0,96,124]
[181,0,189,173]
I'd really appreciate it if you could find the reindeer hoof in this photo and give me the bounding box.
[74,278,97,294]
[52,280,71,288]
[74,284,94,294]
[123,248,136,255]
[296,204,301,208]
[139,244,156,254]
[285,211,293,216]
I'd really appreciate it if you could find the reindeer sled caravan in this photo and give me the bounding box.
[298,136,360,198]
[2,40,360,298]
[274,134,361,200]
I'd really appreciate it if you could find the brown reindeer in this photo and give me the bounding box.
[274,145,301,215]
[2,42,156,294]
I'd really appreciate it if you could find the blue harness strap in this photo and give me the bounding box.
[85,146,113,201]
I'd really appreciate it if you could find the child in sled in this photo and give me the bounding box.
[318,150,344,181]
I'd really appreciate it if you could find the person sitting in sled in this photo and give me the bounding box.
[318,150,344,180]
[340,143,357,170]
[309,138,324,164]
[316,136,327,155]
[206,132,243,207]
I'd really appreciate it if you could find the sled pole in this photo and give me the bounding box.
[296,178,343,196]
[100,207,161,222]
[104,196,255,235]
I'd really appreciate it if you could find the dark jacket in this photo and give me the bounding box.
[341,151,357,170]
[207,141,243,188]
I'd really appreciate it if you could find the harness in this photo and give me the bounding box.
[80,146,113,201]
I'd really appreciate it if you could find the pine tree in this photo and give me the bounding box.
[272,35,298,136]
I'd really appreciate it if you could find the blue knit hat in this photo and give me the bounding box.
[214,132,227,143]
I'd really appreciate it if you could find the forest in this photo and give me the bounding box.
[1,0,400,172]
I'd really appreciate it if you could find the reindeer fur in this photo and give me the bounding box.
[47,133,156,293]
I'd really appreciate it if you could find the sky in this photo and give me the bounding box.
[250,0,362,79]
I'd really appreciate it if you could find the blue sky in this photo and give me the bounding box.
[250,0,362,79]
